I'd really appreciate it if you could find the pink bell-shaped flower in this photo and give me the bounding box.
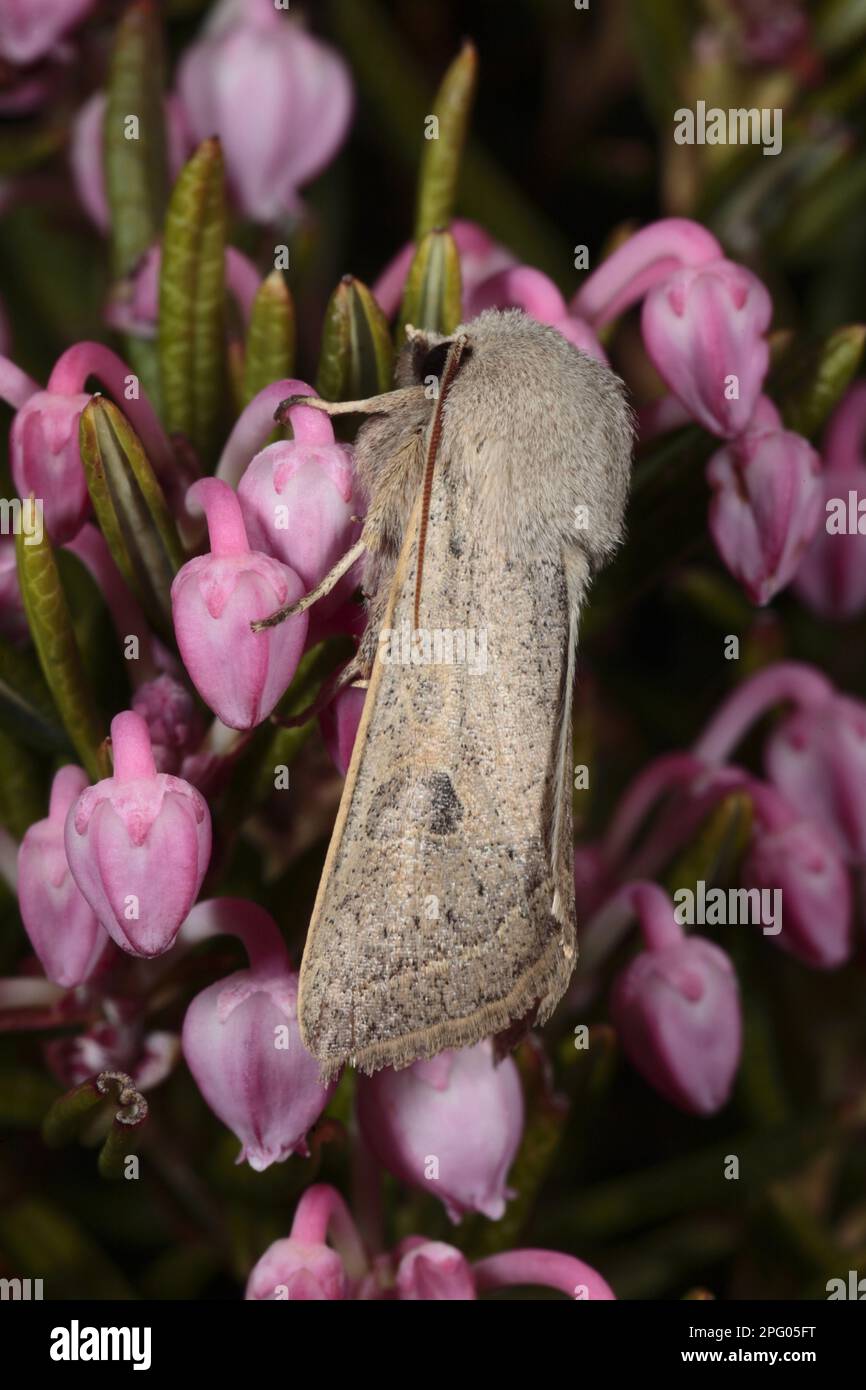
[18,765,111,988]
[707,427,823,604]
[395,1241,477,1300]
[181,899,334,1171]
[764,692,866,865]
[172,478,308,730]
[64,711,211,958]
[610,883,741,1114]
[246,1185,366,1300]
[741,782,852,968]
[357,1042,524,1223]
[642,259,772,438]
[176,0,354,222]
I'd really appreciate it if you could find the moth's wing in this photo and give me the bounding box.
[298,464,584,1079]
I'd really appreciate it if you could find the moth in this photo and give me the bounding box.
[257,309,633,1080]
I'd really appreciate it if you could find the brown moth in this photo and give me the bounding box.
[257,308,633,1081]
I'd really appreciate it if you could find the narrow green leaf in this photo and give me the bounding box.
[15,529,108,782]
[317,275,394,401]
[243,270,297,404]
[0,639,69,755]
[414,41,478,241]
[104,0,169,279]
[396,228,462,341]
[158,137,228,462]
[776,324,866,439]
[79,397,184,640]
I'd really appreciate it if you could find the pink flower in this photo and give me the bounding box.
[795,383,866,620]
[319,684,366,776]
[18,765,110,988]
[172,478,308,730]
[395,1242,476,1300]
[571,218,723,327]
[132,675,202,775]
[1,342,175,545]
[181,899,334,1171]
[642,260,772,438]
[64,711,211,958]
[707,427,823,604]
[610,883,741,1114]
[246,1185,366,1300]
[0,0,94,66]
[237,424,358,597]
[176,0,354,222]
[357,1042,524,1223]
[741,784,852,968]
[764,693,866,865]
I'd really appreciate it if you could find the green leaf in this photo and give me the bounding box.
[414,41,478,241]
[775,324,866,439]
[0,1070,60,1127]
[396,228,462,341]
[158,137,228,463]
[0,729,48,836]
[0,1199,135,1299]
[79,396,184,640]
[104,0,169,279]
[626,0,691,125]
[317,276,394,401]
[0,639,69,755]
[15,530,109,782]
[243,270,296,405]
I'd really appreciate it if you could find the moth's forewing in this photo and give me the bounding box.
[298,452,580,1078]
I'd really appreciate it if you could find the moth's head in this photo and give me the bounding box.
[396,324,472,389]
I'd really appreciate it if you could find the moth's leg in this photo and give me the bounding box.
[270,655,369,728]
[276,386,427,427]
[252,539,366,631]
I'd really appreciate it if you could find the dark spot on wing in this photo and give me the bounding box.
[421,772,464,835]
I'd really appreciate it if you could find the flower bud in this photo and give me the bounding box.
[742,800,852,968]
[132,675,202,775]
[612,936,741,1114]
[64,711,211,957]
[238,433,359,601]
[245,1238,348,1301]
[18,765,110,988]
[177,1,353,222]
[642,259,772,438]
[182,901,333,1171]
[10,389,91,544]
[764,693,866,864]
[357,1042,524,1223]
[707,428,822,605]
[172,478,308,730]
[395,1242,476,1300]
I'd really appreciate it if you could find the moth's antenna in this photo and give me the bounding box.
[414,334,467,629]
